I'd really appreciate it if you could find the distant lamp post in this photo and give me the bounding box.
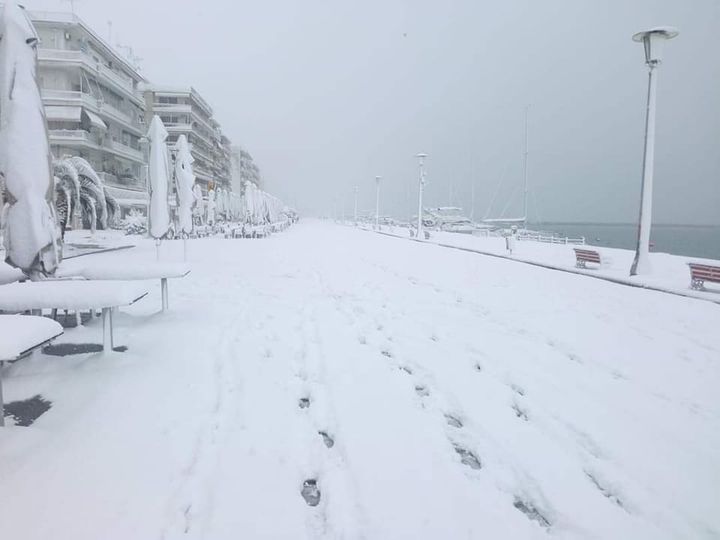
[630,26,678,276]
[374,176,382,229]
[416,153,427,238]
[353,185,359,225]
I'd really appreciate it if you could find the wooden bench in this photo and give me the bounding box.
[688,263,720,291]
[0,281,148,352]
[58,262,190,312]
[574,248,602,269]
[0,315,64,426]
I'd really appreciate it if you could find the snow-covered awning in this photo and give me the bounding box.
[82,109,108,131]
[45,105,81,122]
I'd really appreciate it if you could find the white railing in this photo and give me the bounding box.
[516,231,585,245]
[48,129,91,142]
[38,48,141,103]
[106,139,143,161]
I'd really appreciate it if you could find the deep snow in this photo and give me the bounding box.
[0,220,718,539]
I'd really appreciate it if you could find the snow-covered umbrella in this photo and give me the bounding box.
[216,188,225,220]
[222,189,231,221]
[174,134,195,236]
[0,2,61,277]
[192,183,203,225]
[147,115,171,240]
[206,188,216,225]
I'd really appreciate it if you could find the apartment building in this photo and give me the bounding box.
[143,86,233,195]
[30,11,148,217]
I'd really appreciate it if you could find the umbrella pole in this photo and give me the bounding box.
[156,238,161,261]
[183,237,187,262]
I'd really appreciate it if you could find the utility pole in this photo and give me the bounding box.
[416,153,427,238]
[375,176,382,229]
[630,27,678,276]
[353,186,359,224]
[522,105,529,231]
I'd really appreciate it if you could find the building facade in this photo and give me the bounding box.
[30,11,148,217]
[143,86,233,196]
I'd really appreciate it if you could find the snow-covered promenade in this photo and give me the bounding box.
[1,220,719,539]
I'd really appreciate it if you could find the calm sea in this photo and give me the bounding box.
[530,223,720,261]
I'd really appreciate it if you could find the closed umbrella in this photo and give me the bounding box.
[0,2,60,277]
[174,135,195,235]
[147,115,171,240]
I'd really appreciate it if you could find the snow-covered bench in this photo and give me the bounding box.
[0,315,64,426]
[0,263,25,286]
[62,262,190,312]
[688,263,720,291]
[0,281,148,352]
[574,248,602,269]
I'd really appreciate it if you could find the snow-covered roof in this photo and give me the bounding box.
[27,10,146,83]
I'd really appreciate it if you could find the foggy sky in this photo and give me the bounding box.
[31,0,720,224]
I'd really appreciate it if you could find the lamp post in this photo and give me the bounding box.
[374,176,382,229]
[353,185,359,225]
[416,153,427,238]
[630,26,678,276]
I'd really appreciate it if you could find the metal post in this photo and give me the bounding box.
[631,64,658,276]
[522,105,529,232]
[416,154,427,239]
[102,307,113,352]
[375,176,381,230]
[353,186,359,225]
[1,364,5,427]
[161,278,169,312]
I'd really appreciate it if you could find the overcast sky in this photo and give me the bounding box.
[30,0,720,224]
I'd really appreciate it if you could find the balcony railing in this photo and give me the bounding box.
[48,129,144,163]
[48,129,91,143]
[38,48,143,105]
[41,90,142,134]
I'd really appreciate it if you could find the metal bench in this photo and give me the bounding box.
[0,315,64,426]
[0,281,148,352]
[574,248,602,269]
[688,263,720,291]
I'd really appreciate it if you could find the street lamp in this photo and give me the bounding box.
[416,153,427,238]
[353,185,359,225]
[375,176,382,229]
[630,26,678,276]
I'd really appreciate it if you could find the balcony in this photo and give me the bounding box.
[48,129,144,163]
[164,122,194,134]
[41,90,143,135]
[48,129,92,144]
[37,48,143,107]
[153,103,192,114]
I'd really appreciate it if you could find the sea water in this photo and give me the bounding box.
[531,223,720,261]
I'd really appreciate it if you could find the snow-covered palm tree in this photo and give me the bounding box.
[53,156,119,237]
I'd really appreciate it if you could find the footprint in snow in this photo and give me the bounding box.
[513,498,551,528]
[301,479,321,506]
[381,350,393,359]
[512,402,529,421]
[445,414,463,428]
[585,471,626,509]
[319,431,335,448]
[453,444,481,469]
[510,384,526,396]
[474,363,482,372]
[358,335,367,345]
[399,366,413,375]
[299,397,311,409]
[415,385,430,397]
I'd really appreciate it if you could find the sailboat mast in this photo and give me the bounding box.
[522,105,529,231]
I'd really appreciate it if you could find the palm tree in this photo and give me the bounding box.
[53,156,120,237]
